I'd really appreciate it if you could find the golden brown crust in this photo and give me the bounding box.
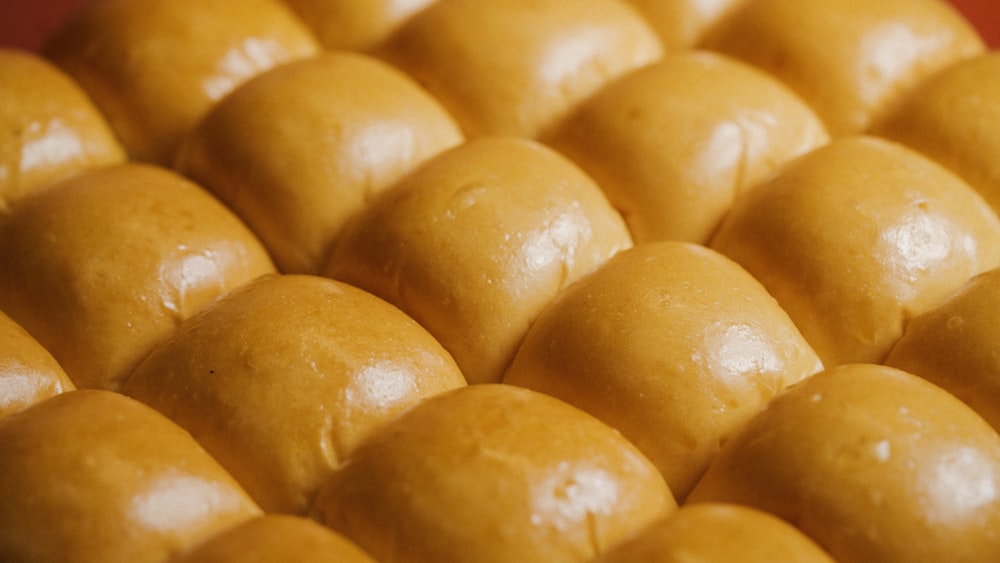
[0,309,74,418]
[874,52,1000,215]
[0,49,125,211]
[623,0,748,49]
[0,163,276,392]
[43,0,319,164]
[595,503,835,563]
[886,267,1000,433]
[545,50,829,244]
[281,0,439,51]
[504,241,822,500]
[0,389,261,563]
[310,384,675,563]
[375,0,663,139]
[703,0,985,135]
[175,514,376,562]
[324,136,633,385]
[124,274,466,514]
[710,135,1000,367]
[688,363,1000,563]
[176,52,464,274]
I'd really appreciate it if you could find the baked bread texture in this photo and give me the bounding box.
[176,51,464,274]
[325,136,632,385]
[0,390,261,563]
[710,135,1000,367]
[703,0,985,135]
[688,363,1000,563]
[43,0,319,164]
[124,274,466,514]
[504,241,822,499]
[310,384,675,563]
[0,163,276,391]
[0,48,125,210]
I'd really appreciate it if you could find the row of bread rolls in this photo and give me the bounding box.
[2,0,1000,561]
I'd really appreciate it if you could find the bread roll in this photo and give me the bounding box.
[310,384,675,563]
[0,309,74,419]
[176,52,464,274]
[875,52,1000,214]
[0,48,125,210]
[702,0,985,135]
[0,163,276,391]
[504,241,822,499]
[43,0,319,164]
[124,274,467,514]
[710,135,1000,367]
[280,0,438,51]
[545,50,829,244]
[886,267,1000,433]
[688,363,1000,563]
[0,389,261,563]
[324,136,633,384]
[375,0,663,139]
[175,514,376,563]
[622,0,747,49]
[595,503,835,563]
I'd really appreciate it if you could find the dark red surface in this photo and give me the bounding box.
[1,0,998,52]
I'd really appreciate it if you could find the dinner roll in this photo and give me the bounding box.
[595,503,835,563]
[0,163,276,391]
[874,52,1000,215]
[0,48,125,210]
[504,241,822,499]
[688,363,1000,563]
[710,135,1000,367]
[123,274,466,514]
[43,0,319,164]
[545,50,829,244]
[0,389,261,563]
[0,309,74,419]
[886,267,1000,433]
[622,0,747,49]
[702,0,985,135]
[176,51,464,274]
[375,0,663,139]
[324,136,633,384]
[310,384,675,563]
[175,514,376,563]
[280,0,438,51]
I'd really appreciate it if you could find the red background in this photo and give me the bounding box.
[1,0,997,52]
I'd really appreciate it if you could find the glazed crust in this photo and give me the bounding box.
[703,0,985,135]
[310,384,675,563]
[710,135,1000,367]
[623,0,748,49]
[0,390,261,563]
[546,50,829,244]
[281,0,439,51]
[124,274,466,514]
[595,503,835,563]
[0,163,276,391]
[325,136,633,385]
[688,363,1000,563]
[176,52,464,274]
[504,241,822,499]
[175,515,376,563]
[43,0,319,164]
[0,309,74,418]
[886,267,1000,433]
[375,0,663,138]
[0,49,125,210]
[875,52,1000,215]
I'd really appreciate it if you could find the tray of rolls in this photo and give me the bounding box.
[2,1,1000,561]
